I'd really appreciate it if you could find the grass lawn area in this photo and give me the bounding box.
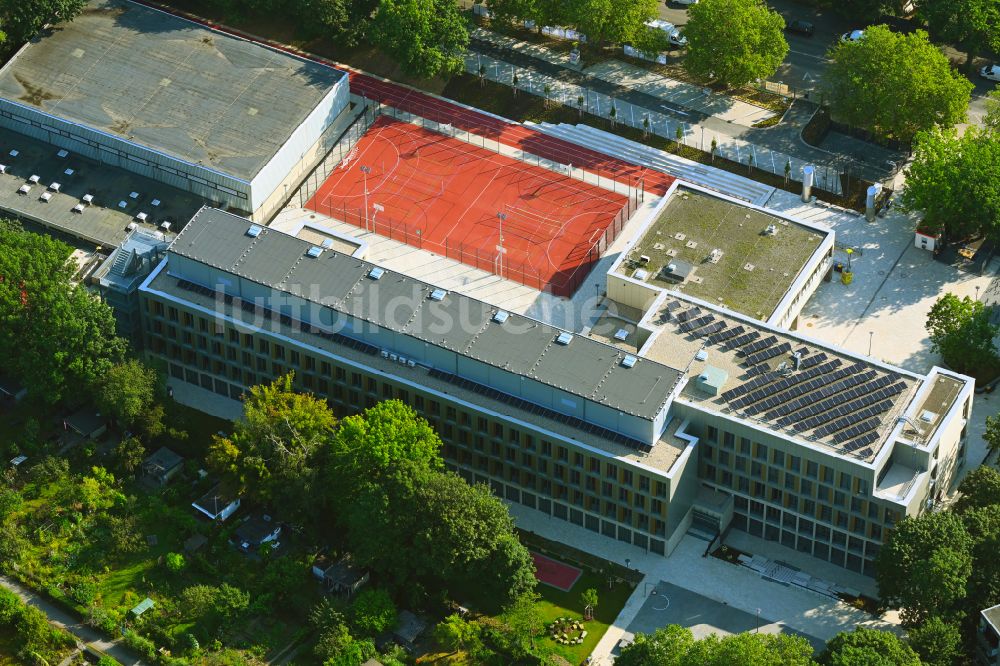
[624,188,826,319]
[534,569,634,664]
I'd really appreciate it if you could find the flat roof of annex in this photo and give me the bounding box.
[166,208,683,422]
[0,0,344,181]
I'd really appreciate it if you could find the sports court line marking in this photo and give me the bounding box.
[531,551,583,592]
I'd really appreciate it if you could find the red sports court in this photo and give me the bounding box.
[531,551,583,592]
[306,116,634,296]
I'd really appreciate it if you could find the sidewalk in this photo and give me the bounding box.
[0,575,144,665]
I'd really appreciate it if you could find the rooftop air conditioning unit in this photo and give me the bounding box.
[556,332,574,345]
[622,354,637,368]
[765,224,778,236]
[246,224,262,238]
[493,310,510,324]
[306,246,323,258]
[429,288,447,301]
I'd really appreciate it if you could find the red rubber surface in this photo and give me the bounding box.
[531,551,583,592]
[307,116,630,296]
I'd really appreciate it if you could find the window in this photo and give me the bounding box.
[723,432,735,449]
[801,479,813,496]
[739,438,751,455]
[773,450,785,466]
[822,467,834,484]
[806,461,818,478]
[706,426,718,442]
[789,455,801,472]
[839,472,852,490]
[754,443,768,461]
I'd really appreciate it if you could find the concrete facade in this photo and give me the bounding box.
[136,205,973,577]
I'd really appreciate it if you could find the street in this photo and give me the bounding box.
[656,0,996,122]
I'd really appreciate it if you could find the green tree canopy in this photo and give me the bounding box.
[682,0,788,88]
[914,0,1000,69]
[907,616,962,666]
[433,613,481,654]
[923,293,999,376]
[820,627,920,665]
[875,510,973,625]
[369,0,469,78]
[209,373,336,519]
[901,128,1000,242]
[0,0,87,46]
[568,0,658,48]
[824,26,972,142]
[350,588,397,635]
[955,465,1000,513]
[0,222,126,403]
[618,624,813,665]
[97,359,163,432]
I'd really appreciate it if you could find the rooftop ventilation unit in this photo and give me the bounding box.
[321,238,334,249]
[919,410,939,424]
[765,224,778,236]
[622,354,638,368]
[695,349,708,361]
[368,267,385,280]
[493,310,510,324]
[429,288,447,301]
[555,332,574,345]
[614,328,629,341]
[306,246,323,258]
[246,225,262,238]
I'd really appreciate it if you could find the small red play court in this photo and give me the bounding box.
[306,116,635,296]
[531,551,583,592]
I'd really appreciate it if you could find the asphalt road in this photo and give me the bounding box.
[655,0,996,123]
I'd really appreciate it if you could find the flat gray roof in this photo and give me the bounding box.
[0,0,344,180]
[167,208,682,422]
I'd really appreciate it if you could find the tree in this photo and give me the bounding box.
[903,128,1000,244]
[914,0,1000,70]
[823,26,972,143]
[924,293,999,375]
[97,360,163,433]
[819,627,920,665]
[0,0,87,46]
[956,465,1000,512]
[165,552,186,573]
[369,0,469,78]
[581,588,599,619]
[875,511,973,625]
[500,592,544,657]
[617,625,694,666]
[350,588,397,635]
[986,90,1000,133]
[908,616,962,666]
[683,0,788,88]
[568,0,659,49]
[209,373,336,520]
[179,584,249,623]
[433,613,480,654]
[0,224,126,403]
[113,437,146,476]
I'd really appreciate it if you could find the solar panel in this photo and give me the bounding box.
[680,314,715,333]
[666,300,681,311]
[843,431,880,452]
[812,400,893,437]
[745,341,793,366]
[721,371,785,402]
[799,353,828,369]
[833,418,880,444]
[745,362,844,415]
[740,335,778,356]
[692,321,726,339]
[709,325,744,345]
[725,331,761,350]
[779,371,879,426]
[676,307,702,323]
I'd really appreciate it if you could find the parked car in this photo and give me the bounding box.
[840,29,865,42]
[671,0,698,5]
[980,64,1000,82]
[785,19,815,36]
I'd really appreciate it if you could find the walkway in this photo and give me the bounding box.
[0,575,145,665]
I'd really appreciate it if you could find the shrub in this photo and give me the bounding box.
[165,552,186,573]
[350,588,397,635]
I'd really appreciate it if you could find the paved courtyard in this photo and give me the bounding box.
[622,580,827,655]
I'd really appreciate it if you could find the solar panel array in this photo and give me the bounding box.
[725,331,761,350]
[676,307,702,323]
[833,418,881,444]
[680,314,715,333]
[745,341,792,366]
[799,352,829,369]
[843,431,879,453]
[813,401,894,437]
[740,335,778,356]
[692,321,726,339]
[709,325,744,345]
[738,361,844,414]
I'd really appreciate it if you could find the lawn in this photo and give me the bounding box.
[535,568,634,664]
[625,188,825,319]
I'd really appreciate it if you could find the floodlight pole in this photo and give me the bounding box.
[497,211,507,277]
[372,203,384,235]
[360,165,372,232]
